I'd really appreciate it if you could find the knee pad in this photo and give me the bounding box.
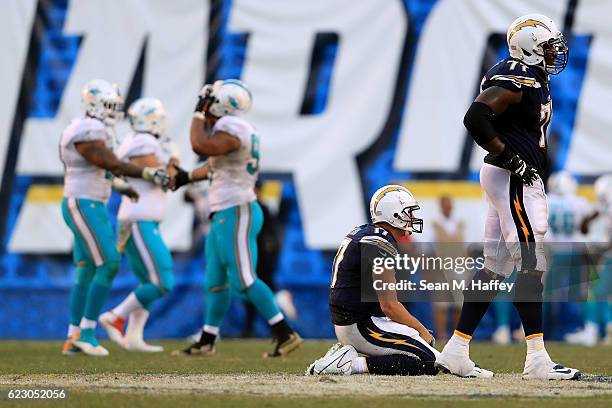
[94,261,120,287]
[75,262,96,286]
[513,271,543,304]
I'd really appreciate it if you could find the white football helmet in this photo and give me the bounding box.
[547,170,577,196]
[81,79,124,126]
[206,79,252,117]
[128,98,167,138]
[594,174,612,205]
[370,185,423,235]
[507,14,569,75]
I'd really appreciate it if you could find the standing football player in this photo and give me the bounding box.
[307,185,439,376]
[566,174,612,346]
[436,15,580,379]
[61,80,170,356]
[173,80,302,357]
[99,98,178,352]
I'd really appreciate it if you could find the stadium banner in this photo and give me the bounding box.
[0,0,610,339]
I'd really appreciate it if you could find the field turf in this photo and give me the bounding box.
[0,340,611,407]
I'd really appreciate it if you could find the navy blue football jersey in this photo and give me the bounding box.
[480,57,551,173]
[328,223,398,326]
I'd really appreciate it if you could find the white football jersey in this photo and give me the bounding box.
[596,199,612,242]
[207,116,258,212]
[116,132,170,222]
[60,117,113,201]
[547,193,591,242]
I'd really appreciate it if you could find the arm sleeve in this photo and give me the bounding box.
[463,102,498,146]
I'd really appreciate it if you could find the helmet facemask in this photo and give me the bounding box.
[538,35,569,75]
[102,98,124,126]
[394,205,423,235]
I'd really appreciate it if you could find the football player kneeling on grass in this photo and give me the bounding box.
[307,185,439,376]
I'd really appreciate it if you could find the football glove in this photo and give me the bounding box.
[194,84,215,114]
[171,164,192,191]
[498,149,538,186]
[142,167,171,191]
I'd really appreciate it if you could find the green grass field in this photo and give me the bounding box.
[0,340,611,407]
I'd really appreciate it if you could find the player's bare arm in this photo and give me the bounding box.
[75,140,170,188]
[374,267,433,345]
[190,117,241,156]
[130,153,162,168]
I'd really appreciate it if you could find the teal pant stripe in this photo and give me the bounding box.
[205,201,263,293]
[233,203,255,289]
[133,222,162,287]
[123,221,174,293]
[61,198,120,267]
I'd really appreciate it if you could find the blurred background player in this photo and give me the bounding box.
[428,195,465,343]
[172,79,302,357]
[437,14,580,379]
[307,185,438,376]
[60,80,170,356]
[565,174,612,346]
[544,171,589,339]
[241,182,297,338]
[99,98,179,352]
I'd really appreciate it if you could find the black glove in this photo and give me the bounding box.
[498,148,538,186]
[194,84,214,113]
[172,164,191,191]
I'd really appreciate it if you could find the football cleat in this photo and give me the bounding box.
[172,341,215,356]
[491,325,511,345]
[263,332,303,358]
[125,338,164,353]
[306,343,357,375]
[564,325,598,347]
[99,312,126,347]
[435,349,494,378]
[72,328,109,357]
[122,308,163,352]
[61,338,82,356]
[522,351,580,380]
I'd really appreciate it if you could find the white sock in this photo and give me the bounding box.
[351,356,368,374]
[203,325,220,336]
[112,292,143,319]
[584,321,599,335]
[67,324,80,338]
[445,330,471,352]
[80,318,97,330]
[267,312,284,326]
[526,333,545,353]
